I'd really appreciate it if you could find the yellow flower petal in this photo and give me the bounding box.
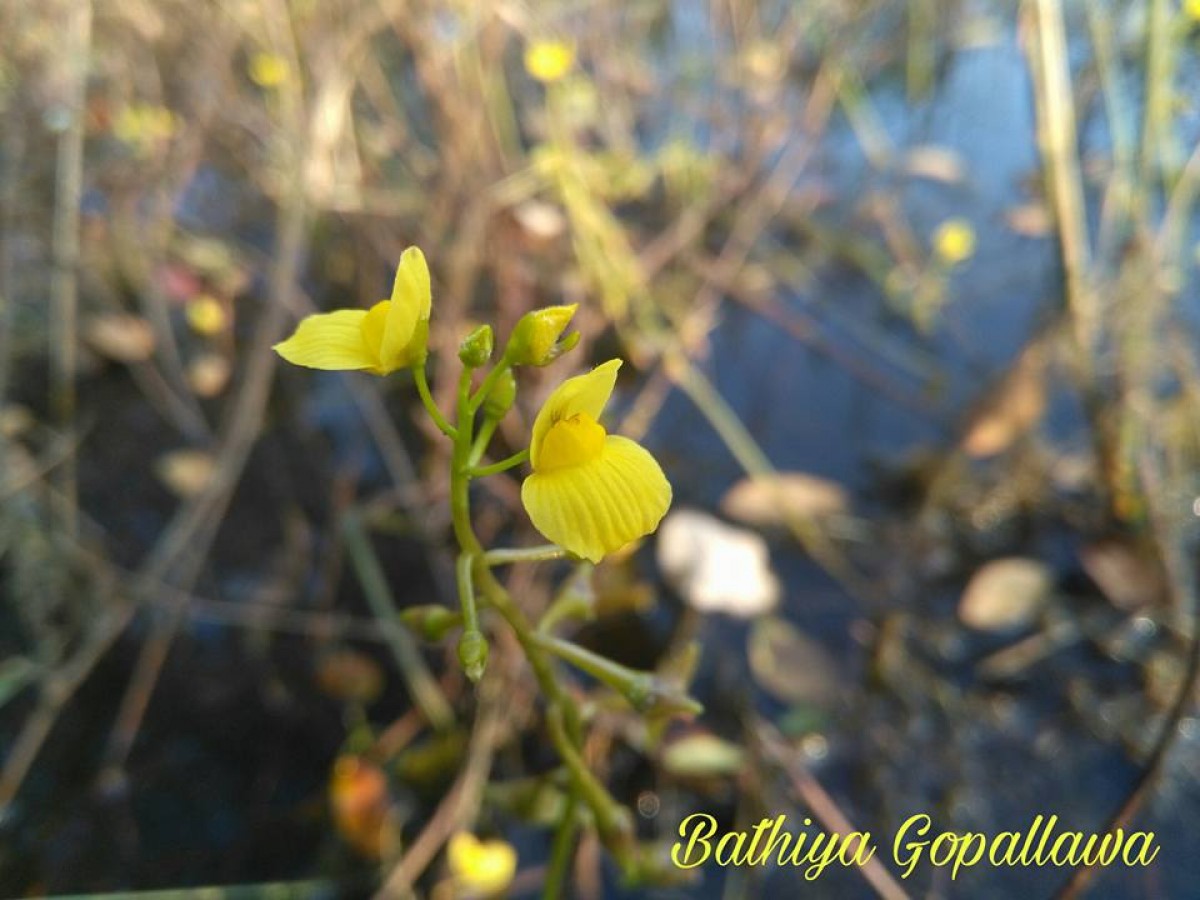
[522,435,672,563]
[538,412,606,472]
[530,359,621,469]
[249,51,290,88]
[273,309,376,370]
[359,300,391,373]
[933,218,976,265]
[447,832,517,896]
[186,295,227,336]
[381,246,430,365]
[524,40,575,84]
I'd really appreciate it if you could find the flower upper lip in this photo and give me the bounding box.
[272,246,430,375]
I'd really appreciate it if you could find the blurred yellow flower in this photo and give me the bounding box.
[249,51,291,88]
[114,104,176,148]
[185,295,227,336]
[274,246,430,375]
[1187,0,1200,21]
[933,218,976,265]
[521,360,672,563]
[447,832,517,897]
[524,40,575,83]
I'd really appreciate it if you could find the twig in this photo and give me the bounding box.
[374,660,508,899]
[1052,428,1200,898]
[0,604,134,814]
[98,0,311,775]
[48,0,93,539]
[341,511,455,732]
[35,878,345,899]
[756,718,911,900]
[0,103,24,400]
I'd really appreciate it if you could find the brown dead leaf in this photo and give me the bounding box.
[0,405,34,439]
[748,616,839,706]
[1005,203,1053,237]
[961,343,1047,458]
[187,353,232,397]
[720,472,849,526]
[661,731,745,778]
[316,649,384,704]
[330,755,396,859]
[959,557,1053,632]
[155,449,215,498]
[1079,540,1163,612]
[83,313,156,363]
[904,145,966,184]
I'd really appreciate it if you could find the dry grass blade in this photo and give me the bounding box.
[48,0,93,539]
[1024,0,1096,367]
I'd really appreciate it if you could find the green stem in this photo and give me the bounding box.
[533,632,702,717]
[447,360,636,870]
[470,448,529,478]
[341,512,454,731]
[537,564,594,632]
[543,794,580,900]
[467,416,500,467]
[533,633,651,702]
[456,552,480,633]
[413,364,456,438]
[450,367,479,550]
[537,591,593,635]
[468,356,512,414]
[483,545,566,567]
[544,705,634,864]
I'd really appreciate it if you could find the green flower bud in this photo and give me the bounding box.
[458,324,494,368]
[399,605,463,642]
[505,304,579,366]
[457,629,489,683]
[481,369,517,420]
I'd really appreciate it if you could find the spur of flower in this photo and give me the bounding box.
[273,246,430,375]
[521,359,672,563]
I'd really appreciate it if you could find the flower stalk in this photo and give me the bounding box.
[271,245,697,886]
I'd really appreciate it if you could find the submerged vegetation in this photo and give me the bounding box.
[3,0,1200,897]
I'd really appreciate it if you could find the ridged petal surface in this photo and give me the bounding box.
[522,435,671,562]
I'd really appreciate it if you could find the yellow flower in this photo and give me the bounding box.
[273,246,430,375]
[113,104,176,152]
[524,40,575,84]
[932,218,976,266]
[249,51,290,88]
[1187,0,1200,22]
[447,832,517,897]
[185,295,227,336]
[521,360,672,563]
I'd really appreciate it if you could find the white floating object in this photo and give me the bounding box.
[657,509,780,617]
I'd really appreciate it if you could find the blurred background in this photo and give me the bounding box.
[3,0,1200,896]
